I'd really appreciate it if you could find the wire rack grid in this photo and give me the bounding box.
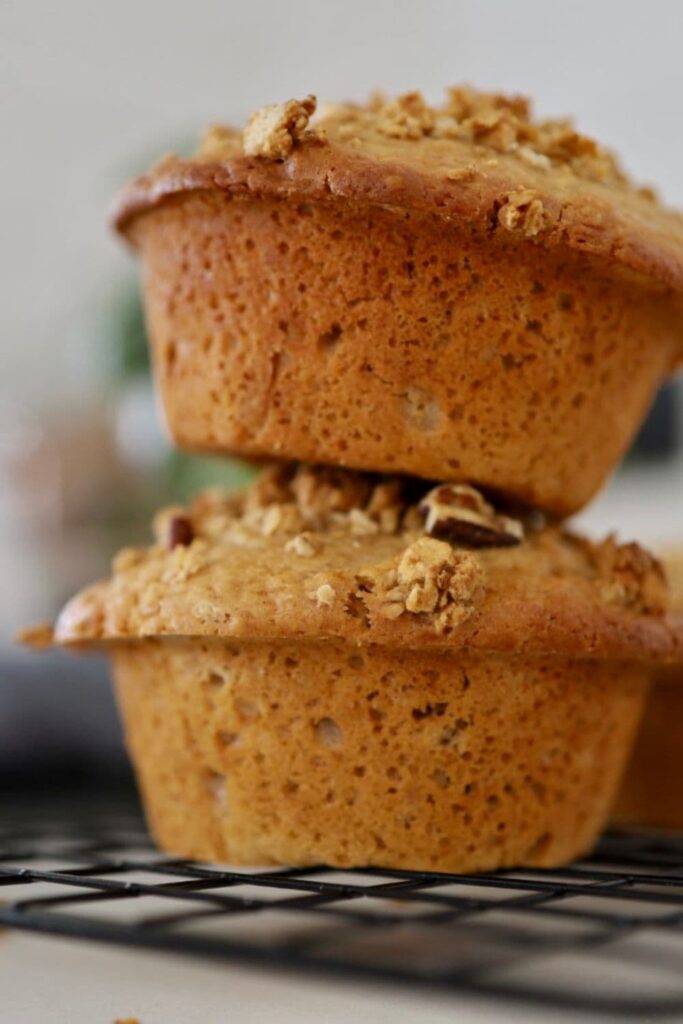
[2,800,683,1018]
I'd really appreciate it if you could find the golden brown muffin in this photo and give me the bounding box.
[614,551,683,829]
[40,465,683,872]
[113,89,683,516]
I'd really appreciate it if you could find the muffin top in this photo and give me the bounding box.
[43,464,681,662]
[114,87,683,295]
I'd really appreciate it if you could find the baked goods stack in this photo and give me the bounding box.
[33,88,683,870]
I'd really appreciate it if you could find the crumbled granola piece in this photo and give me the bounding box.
[366,479,405,533]
[637,185,658,203]
[291,464,373,522]
[419,484,523,548]
[244,464,295,510]
[161,538,209,584]
[139,581,165,617]
[311,582,336,608]
[191,598,225,625]
[399,537,477,609]
[378,507,401,534]
[260,505,283,537]
[375,91,435,139]
[17,623,54,649]
[112,547,148,573]
[243,95,317,159]
[380,598,405,620]
[366,478,402,513]
[241,501,303,537]
[498,188,547,237]
[466,108,518,152]
[443,163,477,182]
[285,532,318,557]
[432,113,462,141]
[596,537,668,615]
[377,537,483,633]
[517,145,551,170]
[446,86,530,122]
[402,505,425,532]
[349,508,380,537]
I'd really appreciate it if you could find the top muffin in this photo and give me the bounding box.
[113,88,683,515]
[118,88,683,284]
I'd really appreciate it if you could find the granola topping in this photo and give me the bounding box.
[44,456,680,660]
[348,508,380,537]
[419,483,523,548]
[375,537,483,634]
[367,87,628,187]
[108,465,671,638]
[594,536,668,615]
[197,85,642,192]
[284,532,318,557]
[242,95,317,160]
[374,90,435,140]
[242,463,407,535]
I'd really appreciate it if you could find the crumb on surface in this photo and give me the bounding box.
[17,623,54,648]
[285,532,318,557]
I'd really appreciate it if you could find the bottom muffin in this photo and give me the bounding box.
[613,551,683,829]
[114,638,648,871]
[37,464,683,871]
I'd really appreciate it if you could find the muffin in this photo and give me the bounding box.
[113,88,683,516]
[614,551,683,829]
[41,464,682,872]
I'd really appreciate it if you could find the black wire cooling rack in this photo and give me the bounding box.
[3,797,683,1017]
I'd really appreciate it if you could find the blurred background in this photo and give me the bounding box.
[2,0,682,788]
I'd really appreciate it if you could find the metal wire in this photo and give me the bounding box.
[2,798,683,1017]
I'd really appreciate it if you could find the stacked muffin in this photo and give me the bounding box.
[42,89,683,870]
[615,552,683,828]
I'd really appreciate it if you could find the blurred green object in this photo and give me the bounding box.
[163,448,254,503]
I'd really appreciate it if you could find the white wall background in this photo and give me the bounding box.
[3,0,683,407]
